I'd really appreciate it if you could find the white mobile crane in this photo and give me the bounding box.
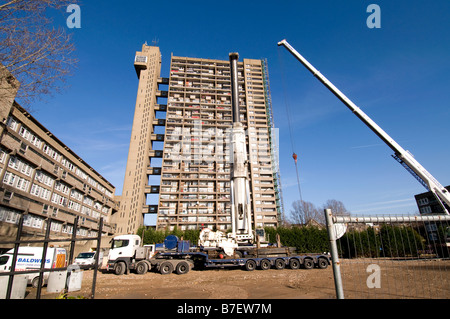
[277,39,450,215]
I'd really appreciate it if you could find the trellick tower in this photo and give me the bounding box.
[113,44,168,235]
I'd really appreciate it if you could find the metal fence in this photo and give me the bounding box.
[324,209,450,299]
[0,215,103,299]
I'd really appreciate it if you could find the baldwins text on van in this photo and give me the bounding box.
[17,258,50,264]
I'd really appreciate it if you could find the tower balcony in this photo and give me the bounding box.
[147,167,161,175]
[134,54,148,78]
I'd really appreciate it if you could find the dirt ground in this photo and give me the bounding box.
[25,258,449,300]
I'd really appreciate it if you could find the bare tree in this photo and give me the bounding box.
[0,0,78,108]
[323,199,350,216]
[289,200,325,225]
[290,199,350,226]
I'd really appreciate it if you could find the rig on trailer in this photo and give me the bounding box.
[106,51,331,275]
[106,233,329,275]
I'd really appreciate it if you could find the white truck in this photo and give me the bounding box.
[106,234,158,275]
[74,251,104,269]
[0,247,67,287]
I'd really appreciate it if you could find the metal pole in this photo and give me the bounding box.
[91,218,103,299]
[335,214,450,224]
[324,209,344,299]
[229,52,240,123]
[6,214,24,299]
[64,216,79,295]
[36,217,52,299]
[68,216,79,265]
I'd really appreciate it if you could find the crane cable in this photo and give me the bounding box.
[278,47,303,204]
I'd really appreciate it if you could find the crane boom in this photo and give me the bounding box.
[278,39,450,215]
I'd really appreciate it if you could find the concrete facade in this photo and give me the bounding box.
[0,67,118,251]
[111,45,167,234]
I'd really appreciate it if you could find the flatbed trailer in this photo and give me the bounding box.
[107,235,331,276]
[150,250,330,275]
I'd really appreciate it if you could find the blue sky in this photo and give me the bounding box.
[29,0,450,222]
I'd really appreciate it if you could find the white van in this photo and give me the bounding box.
[74,251,103,269]
[0,247,66,288]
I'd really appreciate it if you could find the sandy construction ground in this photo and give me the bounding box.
[25,258,449,300]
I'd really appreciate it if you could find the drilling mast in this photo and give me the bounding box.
[229,52,254,243]
[198,52,254,256]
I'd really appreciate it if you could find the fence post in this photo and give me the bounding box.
[36,217,52,299]
[6,214,24,299]
[68,216,79,265]
[324,209,345,299]
[91,217,103,299]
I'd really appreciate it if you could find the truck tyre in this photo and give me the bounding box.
[136,261,149,275]
[175,261,190,275]
[31,276,40,288]
[260,259,271,270]
[114,261,126,275]
[160,261,174,275]
[245,259,256,271]
[289,258,301,270]
[303,258,314,269]
[318,257,329,269]
[275,259,286,270]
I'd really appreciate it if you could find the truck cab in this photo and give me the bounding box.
[107,234,158,275]
[108,234,141,262]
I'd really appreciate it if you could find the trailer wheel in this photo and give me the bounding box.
[260,259,271,270]
[245,259,257,271]
[318,257,329,269]
[175,261,190,275]
[234,250,243,259]
[114,262,126,275]
[289,258,301,270]
[136,261,149,275]
[275,258,286,270]
[160,261,174,275]
[303,258,314,269]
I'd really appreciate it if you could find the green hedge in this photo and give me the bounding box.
[137,224,425,258]
[266,225,425,258]
[264,226,329,253]
[136,226,330,252]
[137,226,201,246]
[338,225,425,258]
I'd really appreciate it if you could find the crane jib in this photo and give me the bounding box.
[278,39,450,215]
